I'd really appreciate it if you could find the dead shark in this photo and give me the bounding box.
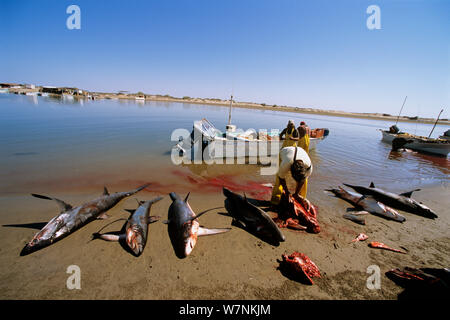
[343,182,438,219]
[20,184,150,256]
[92,196,162,256]
[327,186,406,223]
[223,187,285,243]
[165,192,230,258]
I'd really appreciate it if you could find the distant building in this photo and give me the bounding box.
[25,84,36,89]
[41,86,62,94]
[0,83,21,88]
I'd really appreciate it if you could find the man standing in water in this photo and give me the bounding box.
[270,146,313,206]
[279,120,299,146]
[297,121,310,152]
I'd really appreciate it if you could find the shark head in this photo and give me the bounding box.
[126,225,145,256]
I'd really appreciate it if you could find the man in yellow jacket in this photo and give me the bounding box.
[296,122,311,198]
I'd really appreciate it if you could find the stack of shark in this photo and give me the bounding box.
[327,182,438,225]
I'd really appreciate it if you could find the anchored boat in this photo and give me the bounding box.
[379,130,450,157]
[174,96,329,160]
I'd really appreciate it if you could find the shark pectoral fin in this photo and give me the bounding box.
[369,182,375,188]
[124,209,136,214]
[352,211,370,215]
[97,213,110,220]
[103,186,110,196]
[184,192,190,202]
[147,216,160,224]
[92,233,124,242]
[400,189,421,198]
[355,195,367,204]
[197,227,231,236]
[31,194,72,212]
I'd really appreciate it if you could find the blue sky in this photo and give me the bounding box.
[1,0,449,118]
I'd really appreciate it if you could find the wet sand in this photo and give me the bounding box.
[0,174,448,300]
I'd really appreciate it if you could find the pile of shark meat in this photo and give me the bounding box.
[274,192,320,233]
[279,252,321,285]
[386,267,450,294]
[368,241,407,254]
[21,184,151,256]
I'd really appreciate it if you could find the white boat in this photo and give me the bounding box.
[174,96,329,161]
[379,129,450,157]
[135,95,145,101]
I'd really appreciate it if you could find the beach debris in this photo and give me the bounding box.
[343,182,437,219]
[386,267,450,295]
[351,233,369,243]
[92,196,162,256]
[343,213,367,225]
[222,187,285,243]
[327,186,406,223]
[279,252,321,285]
[21,184,151,256]
[277,193,320,233]
[164,192,230,258]
[368,241,407,254]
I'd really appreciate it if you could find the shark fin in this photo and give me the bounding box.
[31,194,72,212]
[355,194,367,204]
[369,182,375,188]
[147,216,160,224]
[197,227,231,237]
[92,233,125,242]
[400,189,421,198]
[97,213,110,220]
[103,186,109,196]
[184,192,190,203]
[189,206,224,221]
[124,209,136,214]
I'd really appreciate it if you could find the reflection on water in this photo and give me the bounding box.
[0,93,448,199]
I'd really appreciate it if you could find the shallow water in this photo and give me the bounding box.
[0,93,448,199]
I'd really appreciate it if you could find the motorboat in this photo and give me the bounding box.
[174,96,329,161]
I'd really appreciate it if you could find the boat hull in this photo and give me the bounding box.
[380,130,450,156]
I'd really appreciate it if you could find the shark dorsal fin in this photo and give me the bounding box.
[103,187,110,196]
[31,194,72,212]
[369,182,375,188]
[400,189,421,198]
[184,192,190,203]
[135,199,145,206]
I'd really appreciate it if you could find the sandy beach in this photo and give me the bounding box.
[0,176,448,300]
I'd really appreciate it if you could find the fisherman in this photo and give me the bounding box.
[297,121,310,152]
[270,146,313,206]
[279,120,299,147]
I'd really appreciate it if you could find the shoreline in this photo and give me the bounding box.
[0,180,447,300]
[3,87,449,126]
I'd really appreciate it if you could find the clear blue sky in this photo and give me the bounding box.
[1,0,449,118]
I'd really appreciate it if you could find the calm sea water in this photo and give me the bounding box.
[0,93,448,197]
